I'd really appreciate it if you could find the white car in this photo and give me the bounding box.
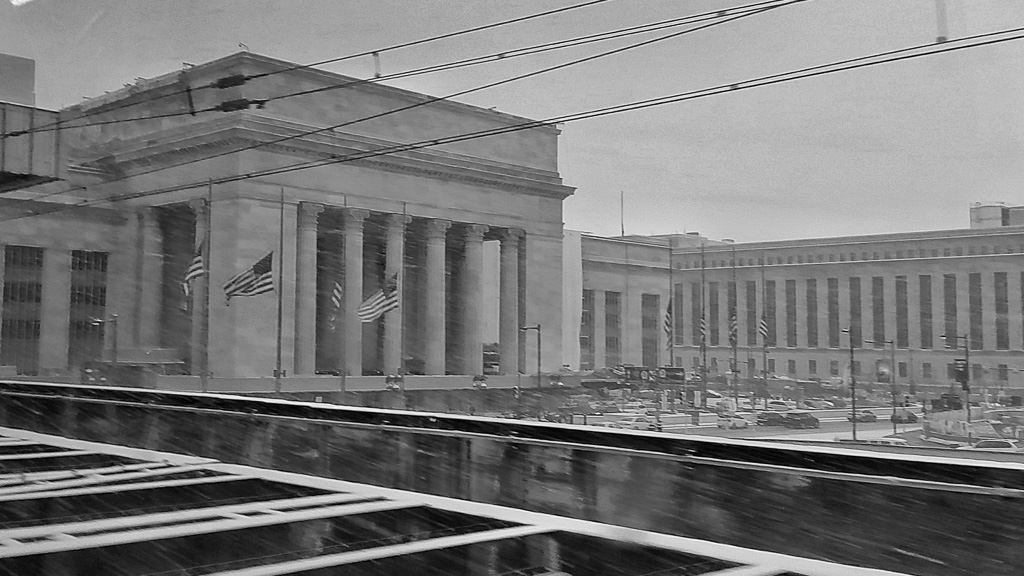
[956,439,1024,453]
[617,416,654,430]
[717,415,749,429]
[622,401,652,414]
[766,400,796,411]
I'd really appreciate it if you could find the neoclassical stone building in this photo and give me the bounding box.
[0,52,573,379]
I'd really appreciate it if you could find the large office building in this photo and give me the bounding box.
[0,52,573,380]
[576,203,1024,392]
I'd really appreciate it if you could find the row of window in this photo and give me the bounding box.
[682,244,1022,269]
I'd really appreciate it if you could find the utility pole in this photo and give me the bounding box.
[843,327,857,441]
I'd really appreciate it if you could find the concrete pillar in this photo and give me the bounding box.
[39,247,70,373]
[384,214,411,375]
[342,209,369,377]
[188,201,208,375]
[294,202,323,374]
[424,219,451,375]
[138,207,163,347]
[462,224,488,375]
[499,229,522,374]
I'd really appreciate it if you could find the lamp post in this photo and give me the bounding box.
[520,325,541,389]
[865,338,898,434]
[91,314,118,385]
[841,327,858,441]
[941,333,970,423]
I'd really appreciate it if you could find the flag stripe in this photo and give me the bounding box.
[357,273,399,322]
[223,252,274,301]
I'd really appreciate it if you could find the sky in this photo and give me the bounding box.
[1,0,1023,242]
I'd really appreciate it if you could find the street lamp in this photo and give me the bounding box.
[865,338,898,434]
[940,333,971,423]
[90,314,118,385]
[841,327,858,441]
[519,325,541,389]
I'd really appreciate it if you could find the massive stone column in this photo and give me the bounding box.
[188,201,208,375]
[384,214,411,375]
[424,219,451,375]
[139,207,163,348]
[342,209,369,377]
[39,247,71,373]
[461,224,488,375]
[499,229,523,374]
[294,202,323,374]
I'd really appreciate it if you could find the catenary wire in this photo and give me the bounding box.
[5,15,1021,224]
[0,0,798,137]
[0,0,614,139]
[3,0,794,210]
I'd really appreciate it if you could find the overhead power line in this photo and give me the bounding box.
[1,0,614,139]
[8,0,793,210]
[5,19,1020,226]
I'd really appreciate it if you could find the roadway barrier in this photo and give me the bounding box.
[0,380,1019,576]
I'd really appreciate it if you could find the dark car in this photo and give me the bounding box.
[891,410,918,423]
[782,411,820,429]
[756,412,787,426]
[848,410,877,423]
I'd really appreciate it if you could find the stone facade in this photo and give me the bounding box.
[0,52,573,379]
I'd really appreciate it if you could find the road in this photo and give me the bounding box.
[671,418,915,440]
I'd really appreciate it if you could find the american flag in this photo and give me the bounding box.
[181,243,204,299]
[699,314,707,346]
[758,313,769,348]
[328,280,343,331]
[728,312,738,347]
[223,252,274,303]
[663,299,673,350]
[357,273,399,323]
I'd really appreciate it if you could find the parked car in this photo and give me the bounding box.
[717,415,750,429]
[756,412,787,426]
[782,411,820,429]
[766,400,796,411]
[848,410,878,423]
[622,401,651,414]
[804,399,835,409]
[617,416,654,430]
[595,422,624,429]
[956,439,1023,452]
[890,410,918,424]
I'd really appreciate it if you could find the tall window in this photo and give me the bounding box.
[746,281,758,346]
[849,277,862,347]
[995,272,1009,350]
[806,279,818,348]
[68,251,109,370]
[673,282,684,346]
[765,280,777,347]
[641,294,660,367]
[872,276,884,347]
[943,274,958,349]
[1,246,44,375]
[895,276,908,349]
[708,282,719,346]
[785,279,796,347]
[920,275,933,349]
[605,291,621,367]
[827,278,839,348]
[727,281,737,347]
[922,362,932,380]
[690,282,702,346]
[787,359,796,374]
[580,289,595,369]
[969,273,982,350]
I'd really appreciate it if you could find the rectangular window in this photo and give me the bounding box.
[68,250,109,370]
[1,246,45,375]
[580,289,595,370]
[641,294,660,367]
[787,359,796,374]
[708,282,719,347]
[898,362,907,378]
[765,280,777,347]
[808,359,817,374]
[852,360,860,375]
[691,282,702,345]
[969,273,982,350]
[829,360,839,376]
[944,274,957,350]
[748,358,756,377]
[920,275,933,349]
[746,281,758,346]
[673,282,684,346]
[895,276,908,349]
[995,272,1009,350]
[806,279,818,348]
[872,276,885,348]
[605,291,622,367]
[786,279,797,347]
[849,277,862,347]
[922,363,932,379]
[767,358,775,374]
[999,364,1009,381]
[827,278,839,348]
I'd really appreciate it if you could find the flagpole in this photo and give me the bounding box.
[666,239,673,367]
[761,251,768,410]
[275,187,285,395]
[201,180,212,393]
[700,243,707,407]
